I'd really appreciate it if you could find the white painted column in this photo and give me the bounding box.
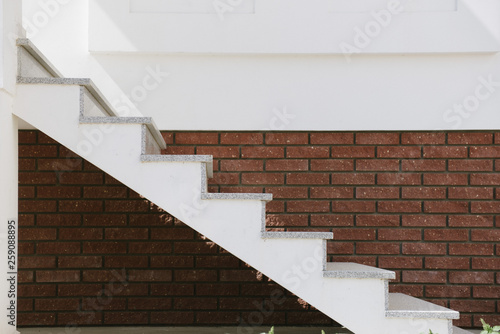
[0,0,22,333]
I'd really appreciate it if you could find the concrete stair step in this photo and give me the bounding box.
[387,293,459,319]
[323,262,395,280]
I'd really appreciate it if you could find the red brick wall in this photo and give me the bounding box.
[18,130,500,329]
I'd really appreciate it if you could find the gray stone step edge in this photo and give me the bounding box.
[386,293,460,320]
[17,38,62,78]
[323,262,396,280]
[142,154,213,178]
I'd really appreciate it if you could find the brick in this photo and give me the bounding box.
[311,187,353,199]
[19,145,58,158]
[220,132,262,144]
[37,132,58,144]
[449,271,494,284]
[356,159,400,171]
[332,228,375,240]
[129,241,172,254]
[450,300,496,313]
[37,186,81,198]
[19,214,35,226]
[402,187,446,199]
[401,160,446,171]
[197,146,239,158]
[175,132,218,145]
[150,228,194,240]
[377,147,421,158]
[84,214,127,227]
[332,201,375,213]
[19,228,57,240]
[379,256,422,269]
[401,132,445,145]
[195,256,239,268]
[332,173,375,185]
[37,242,81,254]
[424,201,468,213]
[19,158,36,170]
[59,172,103,185]
[310,159,353,171]
[150,256,194,268]
[449,187,493,199]
[356,187,399,199]
[473,286,500,298]
[356,215,399,227]
[104,312,148,325]
[356,133,399,145]
[219,186,263,194]
[327,241,354,254]
[472,258,500,270]
[164,146,194,155]
[357,242,400,255]
[128,297,171,310]
[59,228,103,240]
[175,270,218,282]
[470,173,500,185]
[425,257,470,270]
[241,146,284,158]
[287,200,330,213]
[151,284,194,296]
[402,271,446,283]
[128,270,173,282]
[241,173,283,185]
[389,284,423,297]
[83,241,127,254]
[36,270,80,282]
[19,172,57,184]
[209,173,239,185]
[331,146,375,158]
[150,311,194,325]
[377,173,421,185]
[424,229,468,241]
[161,132,174,145]
[402,243,446,255]
[265,159,308,171]
[423,146,467,158]
[218,160,262,172]
[266,201,284,213]
[448,159,493,172]
[448,215,493,227]
[311,214,353,227]
[174,297,217,310]
[424,173,468,186]
[471,229,500,241]
[19,131,38,144]
[19,256,56,269]
[105,200,150,213]
[378,229,421,241]
[58,256,102,268]
[174,242,218,254]
[17,313,56,326]
[105,256,148,268]
[310,133,354,144]
[59,200,103,213]
[18,284,56,297]
[266,214,309,227]
[287,146,329,158]
[83,186,127,198]
[378,201,421,213]
[449,243,494,256]
[426,286,470,298]
[38,158,82,171]
[470,146,500,158]
[286,173,329,185]
[265,133,308,145]
[472,201,500,214]
[448,132,493,144]
[266,187,308,199]
[19,200,57,213]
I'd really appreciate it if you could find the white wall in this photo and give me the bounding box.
[22,0,500,131]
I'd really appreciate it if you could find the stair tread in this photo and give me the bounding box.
[323,262,395,279]
[386,293,460,319]
[262,231,333,239]
[202,193,272,201]
[452,326,476,334]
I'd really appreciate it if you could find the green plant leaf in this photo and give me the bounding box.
[269,326,274,334]
[321,331,326,334]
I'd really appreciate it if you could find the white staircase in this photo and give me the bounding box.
[13,39,473,334]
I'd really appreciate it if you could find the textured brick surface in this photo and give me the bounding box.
[18,130,500,329]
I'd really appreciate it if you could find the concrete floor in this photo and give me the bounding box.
[19,327,351,334]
